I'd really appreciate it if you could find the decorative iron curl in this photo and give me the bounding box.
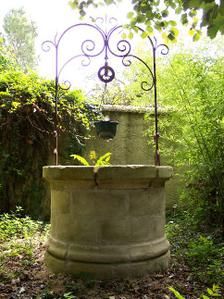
[122,54,155,91]
[116,39,132,56]
[95,17,104,26]
[105,25,157,91]
[95,16,118,29]
[58,80,71,91]
[41,40,56,53]
[107,38,132,58]
[141,80,153,92]
[81,39,98,57]
[122,55,132,67]
[156,43,169,56]
[107,26,132,57]
[57,55,91,81]
[108,17,118,27]
[80,55,91,67]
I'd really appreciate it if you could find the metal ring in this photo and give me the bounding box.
[97,65,115,83]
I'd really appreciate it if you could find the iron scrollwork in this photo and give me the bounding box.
[42,17,169,166]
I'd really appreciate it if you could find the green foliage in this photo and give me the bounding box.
[70,150,111,166]
[0,67,93,217]
[157,54,224,229]
[91,43,224,231]
[62,292,76,299]
[70,154,90,166]
[168,286,185,299]
[0,207,43,241]
[0,35,17,71]
[0,207,49,281]
[186,236,224,284]
[69,0,224,39]
[95,152,111,166]
[166,214,224,285]
[113,49,223,231]
[168,285,221,299]
[187,236,217,265]
[3,7,38,71]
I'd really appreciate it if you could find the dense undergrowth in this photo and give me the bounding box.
[0,67,96,219]
[166,211,224,287]
[0,208,223,298]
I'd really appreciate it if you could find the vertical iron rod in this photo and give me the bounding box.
[54,45,59,165]
[153,45,160,166]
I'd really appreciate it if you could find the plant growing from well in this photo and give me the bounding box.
[70,150,112,166]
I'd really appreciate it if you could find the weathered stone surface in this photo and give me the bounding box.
[129,188,165,216]
[45,251,170,279]
[96,165,157,189]
[157,166,173,179]
[44,165,172,279]
[47,238,169,264]
[43,166,96,189]
[43,166,95,180]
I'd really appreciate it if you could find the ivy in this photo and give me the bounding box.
[0,69,95,219]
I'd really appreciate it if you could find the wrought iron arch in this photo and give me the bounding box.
[42,17,169,166]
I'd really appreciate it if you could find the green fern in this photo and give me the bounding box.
[95,152,111,166]
[70,151,111,166]
[70,154,89,166]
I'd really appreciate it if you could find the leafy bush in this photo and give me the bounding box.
[156,54,224,231]
[0,35,17,71]
[0,67,95,218]
[166,214,224,285]
[0,207,44,241]
[0,207,49,281]
[121,50,224,230]
[186,236,224,284]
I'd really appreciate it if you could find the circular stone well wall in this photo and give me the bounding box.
[43,165,172,279]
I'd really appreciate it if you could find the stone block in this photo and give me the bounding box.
[52,190,70,214]
[45,251,67,274]
[129,238,170,261]
[67,243,131,263]
[111,251,170,278]
[157,166,173,179]
[129,190,154,216]
[47,236,67,260]
[129,188,165,216]
[96,165,157,188]
[65,261,114,280]
[71,191,95,216]
[53,214,74,241]
[130,215,152,242]
[43,166,95,180]
[94,190,129,219]
[131,215,165,242]
[43,166,96,189]
[68,215,100,244]
[100,217,131,244]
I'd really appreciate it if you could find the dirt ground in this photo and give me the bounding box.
[0,240,217,299]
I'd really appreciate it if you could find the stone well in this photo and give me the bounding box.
[43,165,172,279]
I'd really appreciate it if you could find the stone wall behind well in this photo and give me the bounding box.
[84,105,180,209]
